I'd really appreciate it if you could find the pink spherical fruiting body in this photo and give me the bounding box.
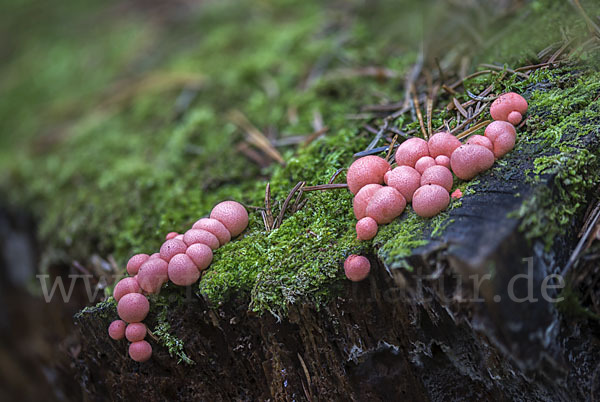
[484,121,516,144]
[149,253,161,259]
[356,217,378,241]
[451,188,463,199]
[117,293,149,323]
[210,201,249,237]
[434,155,450,169]
[386,165,421,202]
[365,187,406,224]
[159,239,187,262]
[415,156,436,174]
[113,277,141,302]
[420,165,453,192]
[108,320,126,340]
[183,229,219,250]
[136,258,168,293]
[168,253,200,286]
[427,132,461,158]
[490,92,528,123]
[165,232,178,240]
[466,135,493,152]
[126,254,149,276]
[508,111,522,125]
[412,184,450,218]
[395,138,429,167]
[344,255,371,282]
[450,145,495,180]
[352,184,383,220]
[346,156,390,194]
[492,132,516,158]
[192,218,231,246]
[129,340,152,362]
[125,323,147,342]
[185,243,213,271]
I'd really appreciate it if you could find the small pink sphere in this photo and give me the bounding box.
[490,92,528,123]
[352,184,383,220]
[412,184,450,218]
[183,229,219,250]
[126,254,149,276]
[386,165,421,202]
[344,255,371,282]
[149,253,161,259]
[415,156,436,174]
[175,234,184,241]
[186,243,213,271]
[346,156,390,195]
[192,218,231,246]
[165,232,178,240]
[420,165,453,192]
[210,201,249,237]
[113,277,142,302]
[125,323,147,342]
[435,155,451,169]
[117,293,149,323]
[484,121,516,144]
[450,145,495,180]
[168,253,200,286]
[160,239,187,262]
[365,187,407,224]
[492,132,516,158]
[466,135,493,152]
[108,320,126,340]
[129,340,152,362]
[451,188,463,199]
[137,258,169,293]
[508,111,523,125]
[427,132,461,158]
[356,217,378,241]
[395,138,429,167]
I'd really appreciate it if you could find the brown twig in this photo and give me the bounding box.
[302,126,329,147]
[453,98,469,119]
[228,110,285,165]
[302,183,348,192]
[386,135,399,162]
[411,85,428,139]
[479,63,529,79]
[275,181,305,229]
[570,0,600,38]
[455,119,491,140]
[328,168,345,184]
[263,183,274,231]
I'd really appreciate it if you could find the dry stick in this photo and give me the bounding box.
[455,119,491,140]
[426,84,437,138]
[411,85,428,139]
[570,0,600,38]
[514,62,557,72]
[447,70,494,90]
[302,126,329,147]
[479,63,529,79]
[561,204,600,278]
[466,89,498,102]
[386,135,399,162]
[453,98,469,119]
[449,103,489,134]
[548,38,574,64]
[264,183,274,230]
[302,183,348,192]
[228,110,285,165]
[328,168,345,184]
[276,181,305,229]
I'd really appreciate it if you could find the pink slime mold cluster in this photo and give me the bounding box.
[344,92,527,281]
[108,200,249,362]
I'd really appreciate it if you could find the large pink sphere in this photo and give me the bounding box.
[365,187,407,224]
[492,132,516,158]
[168,253,200,286]
[428,132,461,158]
[113,277,141,302]
[126,254,149,276]
[386,165,421,202]
[395,138,429,167]
[415,156,436,174]
[125,323,147,342]
[210,201,249,237]
[344,255,371,282]
[117,293,149,323]
[185,243,213,271]
[412,184,450,218]
[490,92,528,123]
[159,239,187,262]
[108,320,126,340]
[137,258,169,294]
[346,156,390,194]
[183,229,219,250]
[129,340,152,362]
[192,218,231,246]
[356,217,378,241]
[450,145,495,180]
[466,135,493,152]
[420,165,454,192]
[353,184,383,220]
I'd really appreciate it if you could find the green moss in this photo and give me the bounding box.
[152,303,195,365]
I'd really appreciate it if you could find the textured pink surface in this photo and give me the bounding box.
[427,132,461,158]
[490,92,527,122]
[185,243,213,271]
[344,255,371,282]
[484,121,516,143]
[126,254,149,276]
[175,234,184,241]
[165,232,178,240]
[508,111,523,125]
[383,170,391,185]
[129,340,152,362]
[168,253,200,286]
[492,132,516,158]
[113,277,142,302]
[352,184,383,219]
[125,323,147,342]
[159,239,187,262]
[420,165,453,192]
[365,187,406,224]
[466,135,493,152]
[434,155,451,169]
[356,217,378,241]
[412,184,450,218]
[137,258,168,293]
[395,138,429,167]
[149,253,161,259]
[451,188,463,199]
[346,156,390,194]
[108,320,126,340]
[450,144,495,180]
[210,201,249,237]
[117,293,149,323]
[192,218,231,245]
[415,156,436,174]
[386,165,421,202]
[183,229,219,250]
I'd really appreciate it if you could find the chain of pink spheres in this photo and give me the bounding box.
[344,92,528,282]
[107,201,249,362]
